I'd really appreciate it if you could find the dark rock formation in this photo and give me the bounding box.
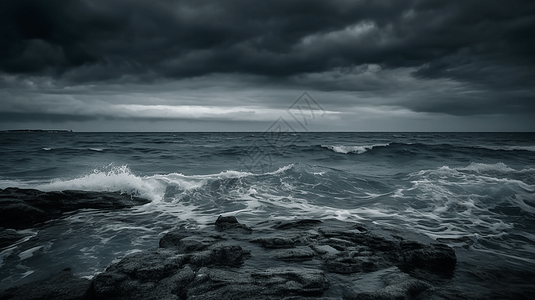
[89,217,457,299]
[273,248,315,260]
[0,188,150,229]
[0,268,92,300]
[185,267,329,300]
[271,219,323,230]
[343,267,432,300]
[214,215,252,232]
[250,236,296,248]
[1,216,462,300]
[400,241,457,271]
[0,228,26,248]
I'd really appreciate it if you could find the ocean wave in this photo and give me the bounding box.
[0,164,297,203]
[407,162,535,213]
[430,162,534,175]
[320,143,390,154]
[472,145,535,152]
[381,162,535,256]
[458,162,519,173]
[34,165,166,202]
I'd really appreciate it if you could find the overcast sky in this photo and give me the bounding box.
[1,0,534,132]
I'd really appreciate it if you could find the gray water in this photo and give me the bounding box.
[1,132,534,290]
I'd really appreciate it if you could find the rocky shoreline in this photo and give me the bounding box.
[0,187,150,230]
[1,188,534,299]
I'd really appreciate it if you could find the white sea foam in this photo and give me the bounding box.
[18,246,44,260]
[35,165,166,201]
[321,143,389,154]
[1,164,297,208]
[459,162,516,173]
[395,162,535,244]
[473,145,535,152]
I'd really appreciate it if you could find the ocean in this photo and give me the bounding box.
[1,132,534,290]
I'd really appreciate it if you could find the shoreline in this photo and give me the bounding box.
[1,188,535,299]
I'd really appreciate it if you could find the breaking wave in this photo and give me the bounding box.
[320,143,390,154]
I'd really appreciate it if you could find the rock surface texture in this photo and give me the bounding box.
[7,214,533,299]
[88,216,456,299]
[0,268,92,300]
[0,188,150,229]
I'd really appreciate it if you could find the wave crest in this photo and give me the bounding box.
[321,143,389,154]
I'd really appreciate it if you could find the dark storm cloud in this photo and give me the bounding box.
[0,0,414,78]
[0,0,534,119]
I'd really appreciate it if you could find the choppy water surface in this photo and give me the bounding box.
[1,132,534,289]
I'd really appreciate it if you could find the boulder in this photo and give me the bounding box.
[400,241,457,272]
[2,216,463,300]
[273,248,315,260]
[0,268,92,300]
[186,267,329,300]
[0,188,150,229]
[343,267,431,300]
[0,227,26,248]
[214,215,252,232]
[250,236,296,248]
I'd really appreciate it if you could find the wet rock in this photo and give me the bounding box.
[3,216,462,300]
[186,267,329,300]
[214,215,252,232]
[272,219,323,230]
[92,243,250,299]
[400,241,457,272]
[172,236,219,253]
[0,188,150,229]
[344,267,431,300]
[0,227,26,248]
[311,244,340,255]
[0,268,92,300]
[324,252,392,274]
[159,228,201,249]
[251,267,330,293]
[188,243,250,266]
[273,248,315,260]
[250,236,296,248]
[112,249,186,280]
[92,249,193,300]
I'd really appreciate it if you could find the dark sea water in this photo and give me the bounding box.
[1,132,534,291]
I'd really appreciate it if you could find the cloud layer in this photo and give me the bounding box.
[1,0,534,130]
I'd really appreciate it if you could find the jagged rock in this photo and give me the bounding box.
[188,243,250,266]
[311,244,340,255]
[159,229,198,249]
[400,241,457,271]
[273,248,315,260]
[250,236,296,248]
[0,188,150,229]
[92,249,192,300]
[186,267,329,300]
[324,252,392,274]
[272,219,323,230]
[173,236,219,253]
[344,267,432,300]
[159,228,224,250]
[252,267,330,293]
[214,215,252,232]
[3,216,463,300]
[0,268,92,300]
[0,227,26,248]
